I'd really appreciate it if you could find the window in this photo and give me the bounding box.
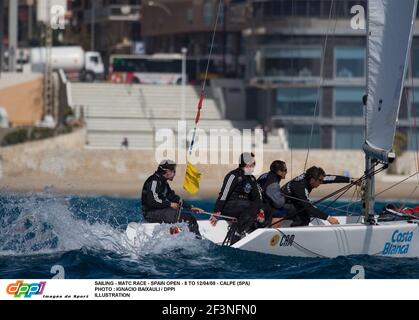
[186,8,193,24]
[294,0,308,16]
[410,89,419,117]
[335,87,365,117]
[90,56,99,64]
[335,47,365,78]
[409,130,419,150]
[412,47,419,78]
[264,1,282,17]
[112,58,182,73]
[203,0,213,26]
[276,88,320,116]
[321,1,333,17]
[308,1,321,16]
[219,3,225,26]
[334,1,347,17]
[252,2,263,18]
[288,126,321,149]
[283,0,293,16]
[347,1,367,13]
[335,127,364,150]
[147,60,182,73]
[264,47,322,77]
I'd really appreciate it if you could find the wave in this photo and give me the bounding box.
[0,190,209,259]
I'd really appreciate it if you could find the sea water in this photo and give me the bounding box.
[0,190,418,279]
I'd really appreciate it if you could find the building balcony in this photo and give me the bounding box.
[84,5,141,23]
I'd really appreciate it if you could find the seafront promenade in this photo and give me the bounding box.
[0,129,417,200]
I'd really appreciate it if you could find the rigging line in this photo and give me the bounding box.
[316,183,355,204]
[201,0,223,95]
[315,204,360,217]
[188,0,223,155]
[308,164,386,206]
[274,228,327,258]
[389,43,419,217]
[346,185,362,217]
[393,51,419,213]
[306,200,361,216]
[322,165,389,208]
[375,171,419,198]
[320,184,358,213]
[290,139,293,180]
[268,157,387,228]
[283,193,348,207]
[278,166,385,220]
[302,165,387,209]
[303,0,336,172]
[334,199,361,211]
[397,73,417,211]
[398,185,419,209]
[272,166,383,228]
[274,183,358,226]
[410,52,419,184]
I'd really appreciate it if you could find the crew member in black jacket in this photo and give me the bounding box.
[257,160,288,227]
[141,160,204,236]
[282,166,358,227]
[210,153,265,244]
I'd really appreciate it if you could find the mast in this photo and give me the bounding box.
[363,1,373,223]
[363,3,375,223]
[363,156,376,223]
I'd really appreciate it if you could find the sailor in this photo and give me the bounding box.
[281,166,357,227]
[257,160,288,228]
[210,153,265,244]
[141,160,204,236]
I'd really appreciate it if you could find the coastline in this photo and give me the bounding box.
[0,129,417,202]
[1,176,418,201]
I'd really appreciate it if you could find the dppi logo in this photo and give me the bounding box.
[6,281,46,298]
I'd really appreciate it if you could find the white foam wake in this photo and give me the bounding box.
[0,191,209,259]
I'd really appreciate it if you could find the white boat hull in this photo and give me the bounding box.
[126,220,230,246]
[126,217,419,258]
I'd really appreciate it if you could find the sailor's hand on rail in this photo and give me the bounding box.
[327,216,340,225]
[170,202,180,209]
[191,207,204,213]
[210,212,221,226]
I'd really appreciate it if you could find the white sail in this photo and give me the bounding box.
[365,0,418,162]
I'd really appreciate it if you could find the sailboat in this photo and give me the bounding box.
[126,0,419,258]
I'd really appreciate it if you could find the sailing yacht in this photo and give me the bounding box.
[127,0,419,258]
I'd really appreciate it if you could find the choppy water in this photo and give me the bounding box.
[0,189,418,279]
